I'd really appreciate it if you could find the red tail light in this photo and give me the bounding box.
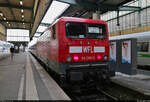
[97,55,102,60]
[74,56,79,61]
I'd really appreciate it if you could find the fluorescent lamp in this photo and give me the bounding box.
[22,15,24,18]
[36,26,47,32]
[7,22,8,23]
[0,13,3,16]
[34,33,41,37]
[21,9,24,13]
[20,1,23,5]
[28,39,38,48]
[41,1,70,24]
[3,17,6,20]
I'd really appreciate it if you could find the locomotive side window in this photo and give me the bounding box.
[66,22,86,38]
[52,25,56,39]
[88,24,106,39]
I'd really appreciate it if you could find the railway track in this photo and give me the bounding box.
[32,53,150,100]
[69,89,118,100]
[63,82,119,101]
[100,90,118,101]
[63,81,150,100]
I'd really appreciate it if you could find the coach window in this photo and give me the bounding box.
[52,25,56,39]
[66,22,86,38]
[137,42,149,52]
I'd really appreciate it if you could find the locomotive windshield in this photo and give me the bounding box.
[66,22,106,39]
[87,23,106,39]
[66,22,86,38]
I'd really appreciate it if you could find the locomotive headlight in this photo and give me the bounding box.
[104,55,107,60]
[66,56,72,62]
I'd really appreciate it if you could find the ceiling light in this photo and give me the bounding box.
[0,13,3,16]
[41,1,70,24]
[3,17,6,20]
[37,26,47,32]
[22,15,24,18]
[20,1,23,5]
[7,22,8,24]
[21,9,24,13]
[23,22,24,24]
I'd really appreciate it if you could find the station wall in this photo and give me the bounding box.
[0,23,6,41]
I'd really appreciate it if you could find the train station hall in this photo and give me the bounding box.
[0,0,150,100]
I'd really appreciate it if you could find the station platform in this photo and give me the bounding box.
[0,53,10,60]
[0,52,70,100]
[111,72,150,96]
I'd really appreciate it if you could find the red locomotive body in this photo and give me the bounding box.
[32,17,110,82]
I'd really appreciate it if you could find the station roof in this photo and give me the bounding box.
[0,0,137,38]
[58,0,138,17]
[0,0,34,30]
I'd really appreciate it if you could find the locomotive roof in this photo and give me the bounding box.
[49,17,107,28]
[59,17,107,24]
[44,17,107,35]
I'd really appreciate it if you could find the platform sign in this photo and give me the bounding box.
[109,42,116,62]
[122,40,131,64]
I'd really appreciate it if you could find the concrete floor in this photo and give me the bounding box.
[111,72,150,96]
[0,53,26,100]
[2,52,150,99]
[137,69,150,76]
[0,52,70,100]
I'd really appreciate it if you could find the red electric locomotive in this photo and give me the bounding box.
[32,17,110,83]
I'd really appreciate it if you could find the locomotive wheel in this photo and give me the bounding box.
[82,72,97,91]
[95,71,104,90]
[102,70,110,86]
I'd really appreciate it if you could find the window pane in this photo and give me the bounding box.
[7,29,29,42]
[66,22,86,38]
[137,42,149,52]
[88,23,106,39]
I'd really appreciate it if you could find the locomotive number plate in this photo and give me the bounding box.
[81,56,95,60]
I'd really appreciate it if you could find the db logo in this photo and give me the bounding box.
[82,46,93,53]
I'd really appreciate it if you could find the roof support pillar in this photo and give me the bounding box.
[138,0,142,27]
[119,6,140,11]
[0,24,6,41]
[117,10,120,26]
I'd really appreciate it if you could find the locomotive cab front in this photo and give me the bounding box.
[59,18,110,82]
